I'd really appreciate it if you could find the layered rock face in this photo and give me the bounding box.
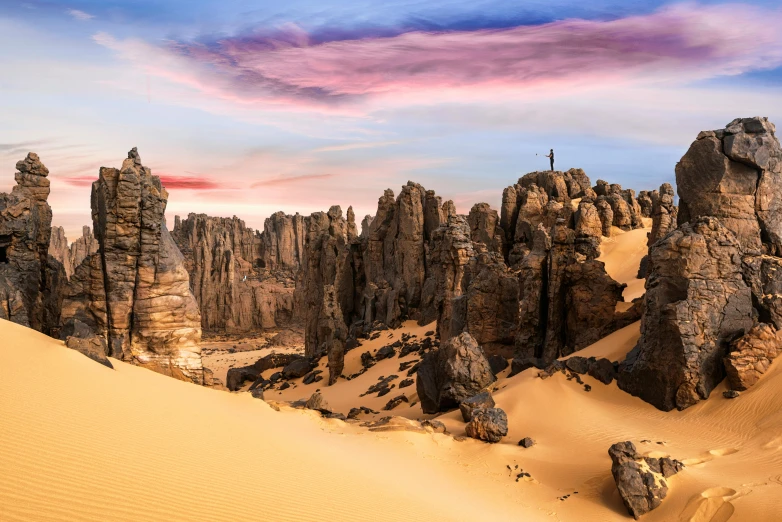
[620,117,782,410]
[0,153,63,334]
[48,225,99,279]
[60,148,204,383]
[171,212,301,334]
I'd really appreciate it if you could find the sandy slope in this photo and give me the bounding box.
[598,225,650,302]
[3,223,782,521]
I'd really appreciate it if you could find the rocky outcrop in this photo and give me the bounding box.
[301,206,354,382]
[724,323,782,391]
[60,148,203,383]
[618,218,754,411]
[172,213,299,333]
[416,331,495,414]
[0,153,63,335]
[609,441,684,519]
[621,118,782,411]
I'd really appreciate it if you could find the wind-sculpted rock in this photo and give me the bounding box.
[465,407,508,443]
[637,191,653,218]
[724,323,782,391]
[609,441,684,519]
[65,334,112,369]
[676,117,782,254]
[0,153,62,335]
[468,202,503,254]
[60,148,204,383]
[647,183,678,248]
[427,215,474,341]
[416,332,495,414]
[618,217,754,411]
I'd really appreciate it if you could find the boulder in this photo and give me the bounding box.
[416,332,496,414]
[282,357,316,380]
[465,407,508,443]
[609,441,684,519]
[305,392,331,412]
[65,335,112,369]
[459,391,495,422]
[518,437,535,448]
[724,323,782,391]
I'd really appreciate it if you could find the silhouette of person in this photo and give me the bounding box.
[545,149,554,171]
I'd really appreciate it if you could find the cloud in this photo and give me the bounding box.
[67,9,94,21]
[312,141,400,153]
[94,3,782,109]
[250,173,333,188]
[157,174,221,190]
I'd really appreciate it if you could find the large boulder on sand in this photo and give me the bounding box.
[416,332,495,414]
[465,407,508,443]
[609,441,684,519]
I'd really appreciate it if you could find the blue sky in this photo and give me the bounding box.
[1,0,781,238]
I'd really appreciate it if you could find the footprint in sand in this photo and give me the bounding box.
[679,487,738,522]
[682,448,738,467]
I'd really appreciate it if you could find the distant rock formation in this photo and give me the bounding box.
[48,225,99,279]
[620,117,782,410]
[49,226,72,278]
[0,153,63,334]
[60,148,204,383]
[171,212,301,334]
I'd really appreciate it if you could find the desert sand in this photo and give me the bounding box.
[2,218,781,522]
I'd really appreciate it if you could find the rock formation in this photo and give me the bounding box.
[171,212,301,333]
[0,153,63,334]
[416,331,495,414]
[620,117,782,410]
[49,225,99,279]
[609,441,684,519]
[60,148,204,383]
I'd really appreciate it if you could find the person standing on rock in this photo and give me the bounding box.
[545,149,555,171]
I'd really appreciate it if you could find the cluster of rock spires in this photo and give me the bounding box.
[299,170,647,384]
[48,226,99,279]
[618,117,782,411]
[170,212,303,333]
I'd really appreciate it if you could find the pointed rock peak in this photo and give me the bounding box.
[15,152,49,177]
[127,147,142,166]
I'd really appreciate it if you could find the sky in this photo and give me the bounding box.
[1,1,782,239]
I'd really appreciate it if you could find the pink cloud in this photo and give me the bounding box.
[62,172,220,190]
[95,3,782,108]
[251,173,334,188]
